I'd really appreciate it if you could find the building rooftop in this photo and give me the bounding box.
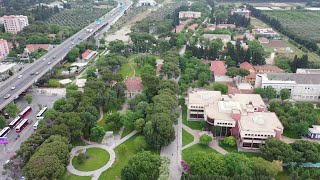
[252,28,277,35]
[82,49,96,60]
[240,112,283,133]
[210,61,226,75]
[48,34,56,38]
[172,19,192,33]
[26,44,50,53]
[296,69,320,74]
[217,24,236,29]
[266,73,320,84]
[0,63,16,73]
[309,125,320,134]
[203,34,231,42]
[258,37,269,43]
[205,24,216,30]
[188,23,198,31]
[188,90,221,105]
[253,65,284,73]
[125,77,143,91]
[240,62,255,71]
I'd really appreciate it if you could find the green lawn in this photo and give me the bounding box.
[72,148,110,171]
[61,173,91,180]
[98,135,159,180]
[182,143,218,163]
[218,140,264,158]
[182,129,194,146]
[121,128,133,138]
[119,63,133,78]
[182,105,204,130]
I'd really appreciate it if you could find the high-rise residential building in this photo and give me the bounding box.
[0,39,9,59]
[2,15,29,34]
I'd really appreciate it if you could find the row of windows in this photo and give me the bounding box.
[190,106,203,109]
[244,134,273,137]
[217,122,233,126]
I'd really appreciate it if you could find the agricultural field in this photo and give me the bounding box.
[264,11,320,42]
[46,8,113,30]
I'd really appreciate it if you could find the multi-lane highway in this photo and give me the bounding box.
[0,0,132,111]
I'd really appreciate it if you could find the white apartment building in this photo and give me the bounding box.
[179,11,201,19]
[255,73,320,101]
[187,90,283,149]
[2,15,29,34]
[0,39,9,59]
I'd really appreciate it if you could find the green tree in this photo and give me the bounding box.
[223,136,236,147]
[189,152,227,176]
[254,86,277,100]
[121,151,161,180]
[160,62,180,79]
[24,94,33,104]
[290,140,320,163]
[260,138,294,163]
[66,84,78,91]
[280,88,291,101]
[200,134,212,146]
[67,47,80,62]
[208,83,228,94]
[90,126,105,142]
[197,72,211,87]
[226,67,250,77]
[4,103,20,118]
[134,135,148,152]
[53,98,66,111]
[0,115,6,129]
[134,118,145,131]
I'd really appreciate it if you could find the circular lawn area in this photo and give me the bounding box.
[72,147,110,171]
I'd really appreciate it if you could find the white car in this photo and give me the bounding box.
[72,42,74,45]
[18,75,22,79]
[11,87,15,90]
[43,58,46,61]
[35,72,39,75]
[4,94,11,99]
[48,62,51,65]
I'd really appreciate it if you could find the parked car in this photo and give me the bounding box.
[4,94,11,99]
[35,72,39,75]
[18,75,22,79]
[11,87,15,90]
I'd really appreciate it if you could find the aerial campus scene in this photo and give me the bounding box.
[1,0,320,179]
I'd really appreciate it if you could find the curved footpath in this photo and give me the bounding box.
[67,144,116,179]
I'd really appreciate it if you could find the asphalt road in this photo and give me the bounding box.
[0,0,132,111]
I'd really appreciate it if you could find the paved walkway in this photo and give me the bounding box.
[160,108,182,180]
[114,130,138,148]
[209,139,228,155]
[67,144,116,180]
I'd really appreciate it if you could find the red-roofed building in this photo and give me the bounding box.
[81,49,97,61]
[240,61,284,85]
[125,77,144,98]
[172,19,192,33]
[48,34,56,38]
[209,60,233,82]
[205,24,216,31]
[188,23,198,31]
[258,37,269,44]
[26,44,50,53]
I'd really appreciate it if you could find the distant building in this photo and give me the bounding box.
[2,15,29,34]
[217,24,236,29]
[202,34,231,44]
[205,24,216,31]
[25,44,51,54]
[179,11,201,19]
[255,73,320,101]
[258,37,269,44]
[136,0,157,6]
[252,28,278,38]
[308,125,320,139]
[231,9,252,16]
[125,77,144,98]
[296,69,320,74]
[187,90,283,149]
[0,39,9,59]
[0,63,16,81]
[188,23,198,31]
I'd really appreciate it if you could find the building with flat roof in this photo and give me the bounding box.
[0,39,9,59]
[217,24,236,29]
[179,11,201,19]
[0,63,16,81]
[136,0,157,6]
[308,125,320,139]
[296,69,320,74]
[187,90,283,149]
[231,9,252,16]
[255,73,320,101]
[2,15,29,34]
[252,28,278,38]
[202,34,231,44]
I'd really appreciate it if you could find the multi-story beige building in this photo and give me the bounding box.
[178,11,201,19]
[0,39,9,59]
[2,15,29,34]
[187,90,283,149]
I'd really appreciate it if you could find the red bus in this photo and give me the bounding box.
[19,106,32,118]
[0,127,10,137]
[9,116,22,128]
[16,119,29,133]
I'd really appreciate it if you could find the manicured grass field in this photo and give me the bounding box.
[61,173,91,180]
[72,148,110,171]
[218,140,263,158]
[98,135,159,180]
[119,63,134,78]
[182,105,204,130]
[182,144,218,163]
[182,129,194,146]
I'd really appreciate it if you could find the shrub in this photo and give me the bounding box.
[223,136,236,147]
[200,134,212,146]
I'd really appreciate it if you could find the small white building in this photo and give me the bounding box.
[255,73,320,101]
[179,11,201,19]
[308,125,320,139]
[136,0,157,7]
[0,63,16,81]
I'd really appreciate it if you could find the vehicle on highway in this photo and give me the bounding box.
[4,94,11,99]
[53,56,56,59]
[43,58,46,61]
[18,75,22,79]
[30,72,35,75]
[72,42,74,45]
[33,120,39,130]
[36,107,47,120]
[35,72,39,75]
[19,106,32,118]
[15,118,29,133]
[11,86,15,90]
[48,62,51,65]
[0,127,10,137]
